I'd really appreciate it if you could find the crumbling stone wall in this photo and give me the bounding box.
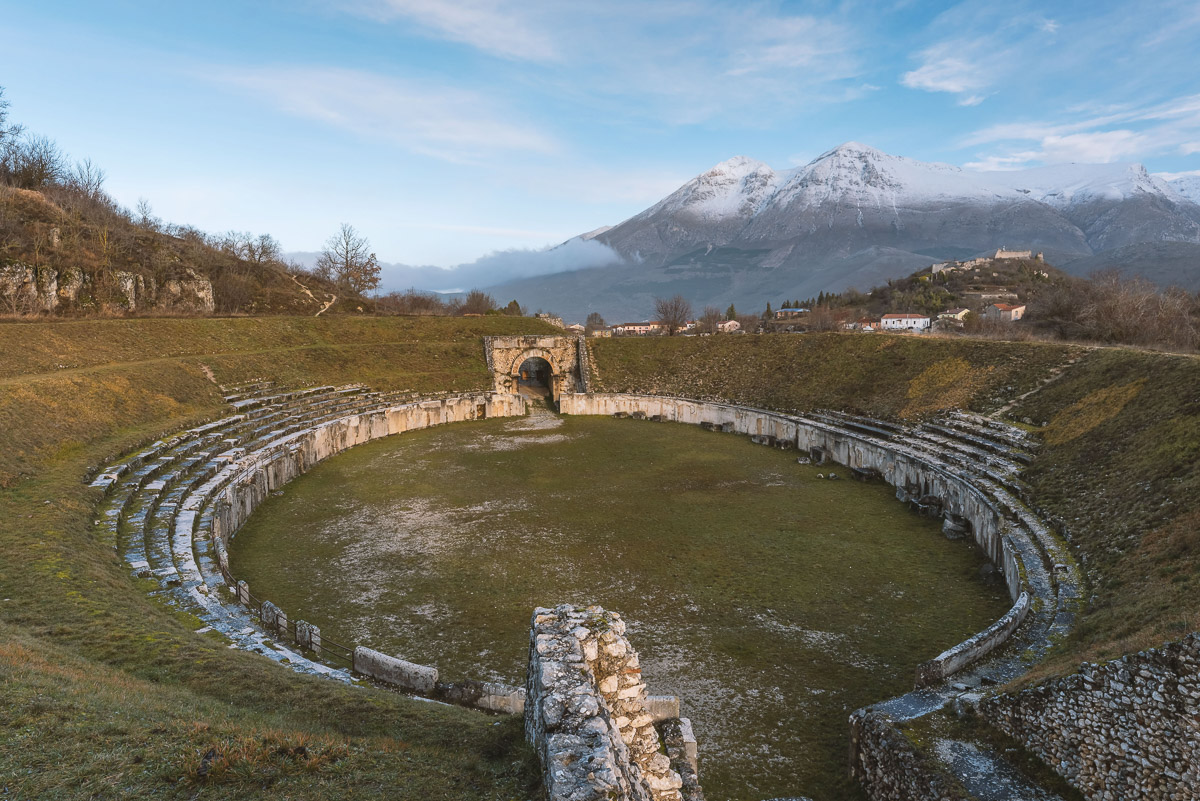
[526,605,684,801]
[980,633,1200,800]
[849,711,970,801]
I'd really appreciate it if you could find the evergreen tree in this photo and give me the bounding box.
[725,303,737,320]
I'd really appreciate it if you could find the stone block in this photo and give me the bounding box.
[645,696,681,722]
[295,620,321,651]
[353,646,438,693]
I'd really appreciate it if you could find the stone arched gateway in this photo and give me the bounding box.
[484,335,587,402]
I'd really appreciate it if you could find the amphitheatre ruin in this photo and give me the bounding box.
[1,317,1197,801]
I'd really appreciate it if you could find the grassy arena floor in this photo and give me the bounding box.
[230,414,1010,800]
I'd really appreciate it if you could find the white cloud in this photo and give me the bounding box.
[376,236,627,292]
[963,152,1042,171]
[726,16,855,76]
[1039,131,1148,163]
[901,53,989,95]
[333,1,863,125]
[964,92,1200,168]
[213,66,557,162]
[340,0,558,61]
[1153,169,1200,181]
[958,94,985,107]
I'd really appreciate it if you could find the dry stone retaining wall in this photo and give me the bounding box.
[980,633,1200,800]
[849,711,970,801]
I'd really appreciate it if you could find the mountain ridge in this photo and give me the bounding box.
[486,143,1200,320]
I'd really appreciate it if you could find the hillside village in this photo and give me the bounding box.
[576,249,1066,338]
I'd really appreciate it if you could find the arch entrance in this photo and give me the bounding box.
[517,356,553,398]
[484,336,586,405]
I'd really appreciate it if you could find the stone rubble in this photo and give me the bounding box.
[526,605,686,801]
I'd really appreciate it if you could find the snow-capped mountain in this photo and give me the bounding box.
[1163,173,1200,204]
[486,143,1200,320]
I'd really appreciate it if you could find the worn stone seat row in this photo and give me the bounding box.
[93,384,665,718]
[556,391,1087,800]
[559,392,1080,692]
[91,381,438,679]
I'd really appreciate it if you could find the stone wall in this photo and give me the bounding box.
[209,393,526,577]
[849,711,970,801]
[915,591,1031,688]
[484,335,584,400]
[980,633,1200,800]
[559,392,1055,678]
[526,605,686,801]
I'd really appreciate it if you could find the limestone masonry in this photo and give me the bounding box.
[981,633,1200,800]
[525,605,693,801]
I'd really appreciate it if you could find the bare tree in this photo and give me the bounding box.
[221,231,282,270]
[316,223,381,295]
[654,294,693,335]
[697,305,723,334]
[135,198,161,231]
[0,86,24,166]
[460,288,496,315]
[736,314,762,334]
[65,158,106,201]
[806,305,841,331]
[2,133,66,189]
[377,288,452,316]
[585,311,606,333]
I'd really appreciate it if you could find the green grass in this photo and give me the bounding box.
[3,317,1198,799]
[1007,348,1200,679]
[590,334,1200,684]
[229,415,1009,801]
[589,332,1080,420]
[0,316,555,800]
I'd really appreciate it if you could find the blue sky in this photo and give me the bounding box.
[2,0,1199,283]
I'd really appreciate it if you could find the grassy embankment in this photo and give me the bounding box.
[589,333,1200,680]
[0,315,556,800]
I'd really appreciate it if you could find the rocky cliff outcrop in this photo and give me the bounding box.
[0,263,215,314]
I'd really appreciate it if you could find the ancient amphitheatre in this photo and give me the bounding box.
[1,316,1197,801]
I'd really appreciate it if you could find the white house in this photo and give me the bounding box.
[717,320,741,333]
[612,322,664,336]
[880,313,931,332]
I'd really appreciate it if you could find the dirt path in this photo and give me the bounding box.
[992,349,1087,419]
[288,274,337,316]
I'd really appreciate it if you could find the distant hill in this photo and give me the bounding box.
[0,86,346,318]
[486,143,1200,321]
[0,185,345,316]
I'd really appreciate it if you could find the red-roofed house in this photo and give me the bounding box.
[984,303,1027,322]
